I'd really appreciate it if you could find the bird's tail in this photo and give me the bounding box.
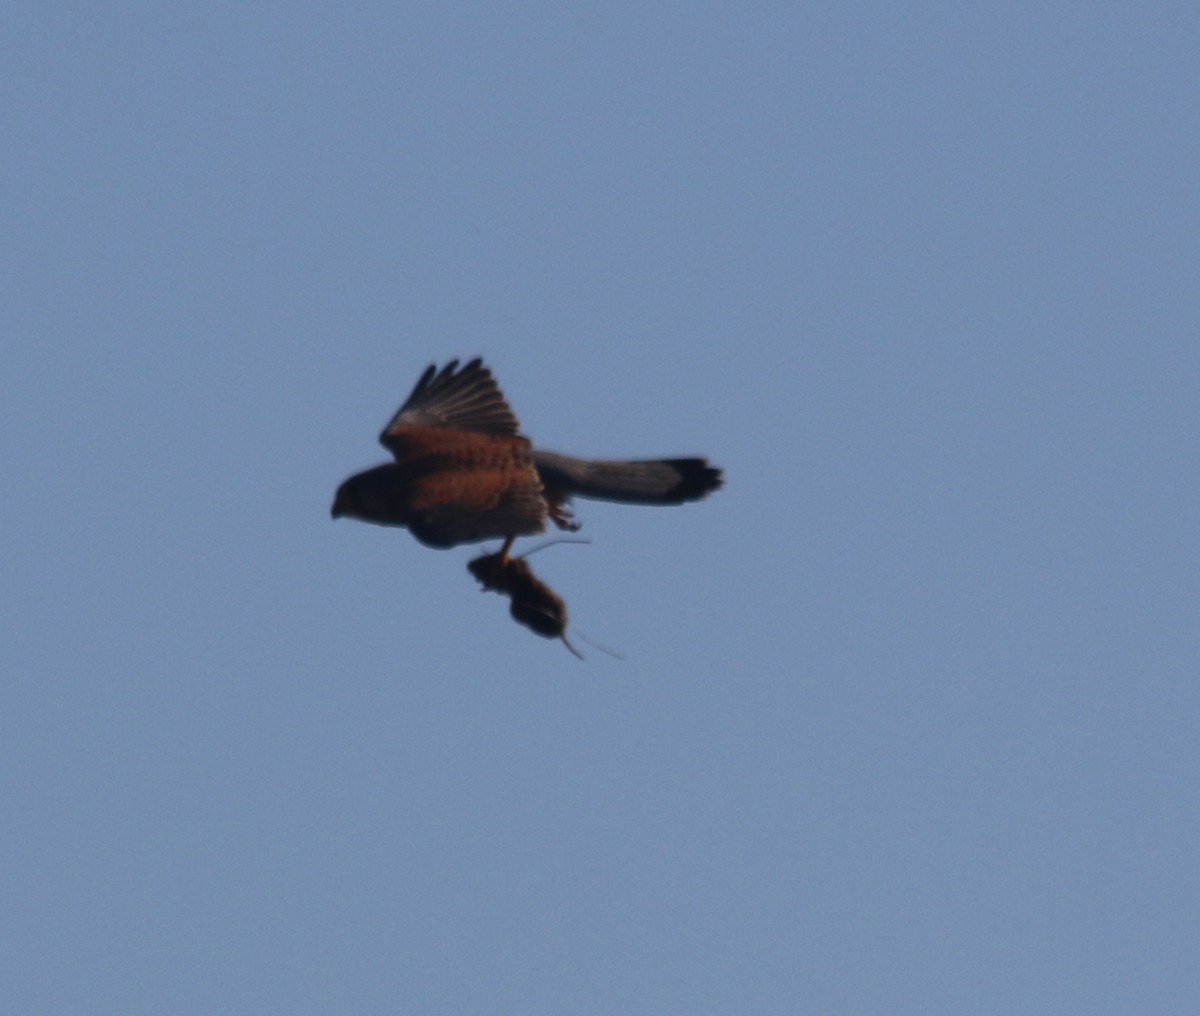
[533,450,722,505]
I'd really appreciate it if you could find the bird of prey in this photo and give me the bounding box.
[331,358,722,558]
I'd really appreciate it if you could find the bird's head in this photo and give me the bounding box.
[331,464,405,525]
[331,474,364,520]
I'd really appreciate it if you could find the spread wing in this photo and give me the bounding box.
[380,358,521,458]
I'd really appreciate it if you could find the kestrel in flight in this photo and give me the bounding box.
[331,358,722,557]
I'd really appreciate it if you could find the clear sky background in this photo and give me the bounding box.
[4,4,1197,1013]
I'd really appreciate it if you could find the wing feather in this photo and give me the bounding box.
[380,359,521,457]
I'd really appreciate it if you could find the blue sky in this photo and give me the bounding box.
[4,4,1198,1013]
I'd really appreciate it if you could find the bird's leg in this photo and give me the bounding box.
[470,536,517,592]
[548,500,581,532]
[478,534,517,591]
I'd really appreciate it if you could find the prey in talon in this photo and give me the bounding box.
[468,550,582,659]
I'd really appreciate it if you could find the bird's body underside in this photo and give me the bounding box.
[341,429,545,547]
[332,358,723,552]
